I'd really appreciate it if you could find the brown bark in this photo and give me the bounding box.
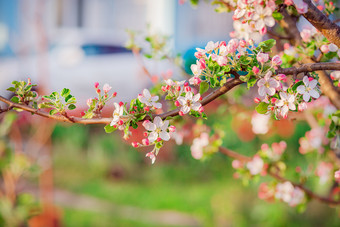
[303,0,340,47]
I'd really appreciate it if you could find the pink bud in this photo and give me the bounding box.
[229,31,236,38]
[119,101,124,106]
[94,82,99,88]
[185,86,191,92]
[131,142,139,148]
[252,66,260,74]
[184,82,189,86]
[175,100,181,107]
[81,111,85,116]
[239,40,247,48]
[198,59,206,70]
[198,106,204,113]
[156,137,162,142]
[259,26,267,35]
[176,86,181,91]
[320,45,329,53]
[118,120,124,125]
[96,89,101,93]
[308,77,314,81]
[277,74,287,82]
[161,86,167,92]
[194,51,203,59]
[169,125,176,132]
[271,98,277,104]
[143,132,148,137]
[142,138,150,146]
[179,111,184,116]
[219,41,226,47]
[112,92,117,97]
[144,106,150,112]
[254,97,261,103]
[271,55,282,66]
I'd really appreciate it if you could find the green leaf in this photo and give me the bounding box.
[272,12,283,20]
[61,88,70,98]
[255,102,269,114]
[10,96,19,103]
[7,87,16,92]
[144,53,152,59]
[247,77,257,89]
[65,94,73,103]
[68,104,76,110]
[199,82,209,95]
[239,76,249,82]
[292,81,304,92]
[49,109,58,115]
[201,112,207,120]
[104,124,117,133]
[258,39,276,52]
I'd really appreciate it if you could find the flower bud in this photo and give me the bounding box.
[131,142,139,148]
[118,120,124,125]
[277,74,287,82]
[271,55,282,66]
[169,125,176,132]
[94,82,99,89]
[144,106,150,112]
[156,137,162,142]
[198,106,204,113]
[119,101,124,106]
[81,111,85,116]
[252,66,260,74]
[142,138,150,146]
[254,97,261,103]
[257,53,269,63]
[112,92,117,97]
[179,111,184,116]
[175,100,181,107]
[239,40,247,48]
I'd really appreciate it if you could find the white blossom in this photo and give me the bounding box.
[143,117,170,142]
[177,91,202,114]
[110,102,124,126]
[138,89,162,109]
[297,76,320,102]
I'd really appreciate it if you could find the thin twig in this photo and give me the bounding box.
[218,146,340,205]
[0,78,244,124]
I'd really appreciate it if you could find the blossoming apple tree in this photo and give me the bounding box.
[1,0,340,212]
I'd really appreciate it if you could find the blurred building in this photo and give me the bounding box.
[0,0,232,103]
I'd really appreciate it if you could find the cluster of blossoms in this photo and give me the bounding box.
[255,71,321,118]
[232,0,277,36]
[257,181,305,207]
[299,127,328,154]
[330,71,340,87]
[81,82,117,118]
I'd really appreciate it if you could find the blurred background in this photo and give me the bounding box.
[0,0,339,226]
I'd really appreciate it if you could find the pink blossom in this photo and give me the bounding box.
[271,55,282,66]
[257,71,280,97]
[103,83,112,93]
[226,39,239,53]
[258,183,275,201]
[232,160,243,169]
[320,45,329,53]
[275,92,296,118]
[189,76,202,85]
[257,52,269,63]
[246,155,264,175]
[275,181,294,203]
[190,133,209,159]
[298,102,308,111]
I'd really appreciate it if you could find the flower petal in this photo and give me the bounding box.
[159,131,170,141]
[148,132,158,142]
[309,89,320,99]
